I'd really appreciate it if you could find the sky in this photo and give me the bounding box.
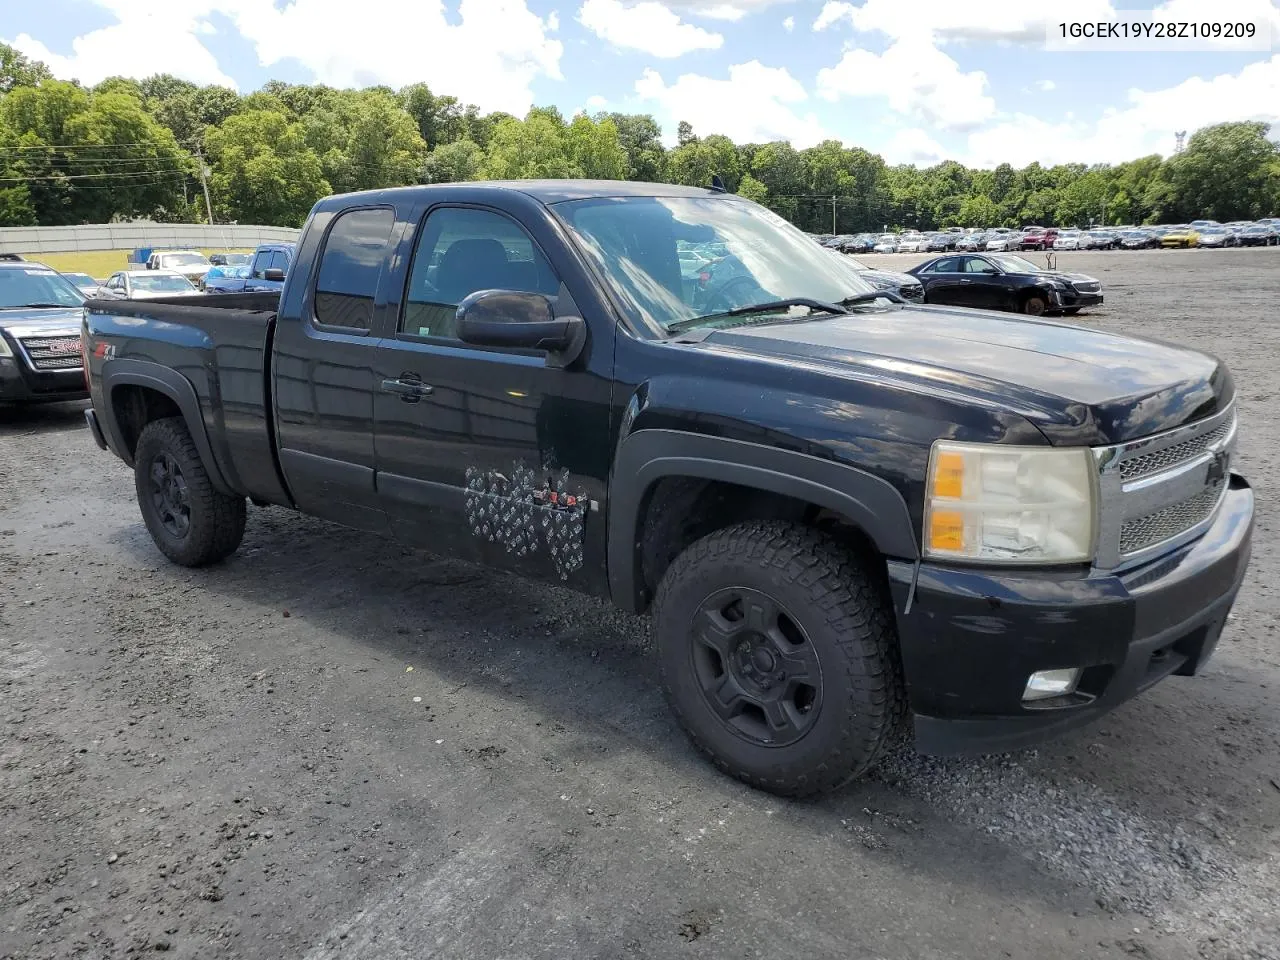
[4,0,1280,169]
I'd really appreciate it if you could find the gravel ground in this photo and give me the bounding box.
[2,248,1278,960]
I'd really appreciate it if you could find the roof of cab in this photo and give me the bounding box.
[315,179,728,210]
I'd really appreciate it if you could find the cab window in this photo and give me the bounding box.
[312,208,396,330]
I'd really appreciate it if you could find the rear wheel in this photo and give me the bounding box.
[1022,294,1048,316]
[134,417,246,567]
[654,521,905,797]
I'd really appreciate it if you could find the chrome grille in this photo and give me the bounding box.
[1119,415,1234,482]
[1073,281,1100,292]
[1093,403,1236,569]
[899,285,924,302]
[1120,483,1226,555]
[20,335,82,371]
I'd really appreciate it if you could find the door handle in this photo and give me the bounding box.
[381,377,434,402]
[958,278,973,283]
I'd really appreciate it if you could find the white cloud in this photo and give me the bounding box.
[882,128,947,165]
[213,0,562,117]
[963,54,1280,167]
[816,35,996,131]
[782,15,795,31]
[635,61,832,147]
[547,10,561,30]
[7,0,236,89]
[578,0,723,57]
[1037,79,1056,91]
[585,94,609,109]
[668,0,792,20]
[814,0,1117,44]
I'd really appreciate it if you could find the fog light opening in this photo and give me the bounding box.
[1023,668,1082,702]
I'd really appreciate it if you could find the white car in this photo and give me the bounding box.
[96,270,201,300]
[985,234,1019,251]
[872,234,899,253]
[897,234,927,253]
[145,250,213,285]
[1054,231,1082,250]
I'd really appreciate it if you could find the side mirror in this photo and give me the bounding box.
[456,290,586,365]
[264,268,285,282]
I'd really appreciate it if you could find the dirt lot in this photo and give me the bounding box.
[2,248,1278,960]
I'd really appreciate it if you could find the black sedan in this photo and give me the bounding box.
[1238,224,1278,247]
[827,250,924,301]
[907,253,1103,317]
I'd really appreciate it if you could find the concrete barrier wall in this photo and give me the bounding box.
[0,223,301,255]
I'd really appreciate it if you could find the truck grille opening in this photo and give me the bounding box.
[1119,415,1234,483]
[20,336,84,371]
[1119,482,1225,555]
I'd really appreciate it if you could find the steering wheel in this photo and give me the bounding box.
[706,275,769,313]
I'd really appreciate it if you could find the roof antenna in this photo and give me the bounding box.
[709,174,727,193]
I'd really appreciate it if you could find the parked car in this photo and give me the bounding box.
[831,251,925,302]
[1189,220,1220,231]
[82,180,1251,797]
[60,271,100,295]
[1238,224,1278,247]
[1080,232,1114,251]
[839,234,876,254]
[203,264,253,293]
[923,233,952,253]
[243,242,296,292]
[954,232,987,252]
[144,250,213,285]
[872,234,899,254]
[897,234,928,254]
[985,233,1020,252]
[96,270,201,300]
[1118,230,1159,250]
[908,252,1103,316]
[1053,230,1082,250]
[1197,227,1237,249]
[1020,229,1058,251]
[1161,227,1200,248]
[0,259,88,404]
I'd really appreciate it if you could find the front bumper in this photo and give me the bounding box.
[0,356,88,403]
[888,475,1253,756]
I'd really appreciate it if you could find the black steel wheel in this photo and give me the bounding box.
[655,521,905,797]
[134,417,246,567]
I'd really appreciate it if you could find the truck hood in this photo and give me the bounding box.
[701,304,1229,446]
[0,306,84,337]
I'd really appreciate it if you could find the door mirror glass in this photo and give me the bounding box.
[456,290,585,363]
[264,268,285,282]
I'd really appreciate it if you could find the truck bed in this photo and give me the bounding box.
[84,292,289,506]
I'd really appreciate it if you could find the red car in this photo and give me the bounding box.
[1020,228,1058,251]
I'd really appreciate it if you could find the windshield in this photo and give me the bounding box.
[134,274,195,292]
[64,273,95,285]
[557,196,876,333]
[159,253,209,268]
[0,266,86,308]
[987,254,1042,274]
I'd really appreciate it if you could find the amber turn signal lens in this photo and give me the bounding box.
[928,510,965,552]
[932,451,965,499]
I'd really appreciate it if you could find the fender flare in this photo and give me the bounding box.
[608,429,919,612]
[100,358,234,496]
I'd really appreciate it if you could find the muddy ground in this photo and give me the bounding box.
[2,248,1278,960]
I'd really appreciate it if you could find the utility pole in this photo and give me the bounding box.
[194,142,215,225]
[831,195,837,234]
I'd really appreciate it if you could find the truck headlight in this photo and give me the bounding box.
[924,442,1096,564]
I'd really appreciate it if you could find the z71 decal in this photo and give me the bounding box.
[463,462,588,579]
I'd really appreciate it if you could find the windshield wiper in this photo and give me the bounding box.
[19,302,81,308]
[668,297,848,334]
[839,290,904,307]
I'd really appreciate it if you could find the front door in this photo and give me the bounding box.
[919,256,968,305]
[372,204,614,590]
[962,256,1011,309]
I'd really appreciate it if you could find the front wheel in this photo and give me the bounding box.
[654,522,905,797]
[134,417,246,567]
[1022,294,1049,316]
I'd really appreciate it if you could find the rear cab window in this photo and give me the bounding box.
[312,208,397,331]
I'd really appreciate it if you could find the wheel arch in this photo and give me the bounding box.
[102,358,234,496]
[608,429,919,614]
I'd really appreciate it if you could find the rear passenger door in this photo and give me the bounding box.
[272,206,401,533]
[372,203,614,589]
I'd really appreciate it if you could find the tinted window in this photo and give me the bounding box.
[401,207,560,339]
[965,258,997,273]
[0,266,85,307]
[251,251,271,277]
[928,257,961,273]
[267,251,289,273]
[314,208,395,330]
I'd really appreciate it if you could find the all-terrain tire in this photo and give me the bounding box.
[134,416,246,567]
[654,521,906,798]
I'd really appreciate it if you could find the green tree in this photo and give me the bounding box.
[205,109,331,225]
[605,112,665,181]
[1167,122,1279,221]
[422,139,485,183]
[0,43,52,93]
[566,115,627,180]
[737,172,768,204]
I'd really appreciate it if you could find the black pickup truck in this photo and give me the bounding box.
[82,181,1254,797]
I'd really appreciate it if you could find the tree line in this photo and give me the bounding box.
[1,42,1278,233]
